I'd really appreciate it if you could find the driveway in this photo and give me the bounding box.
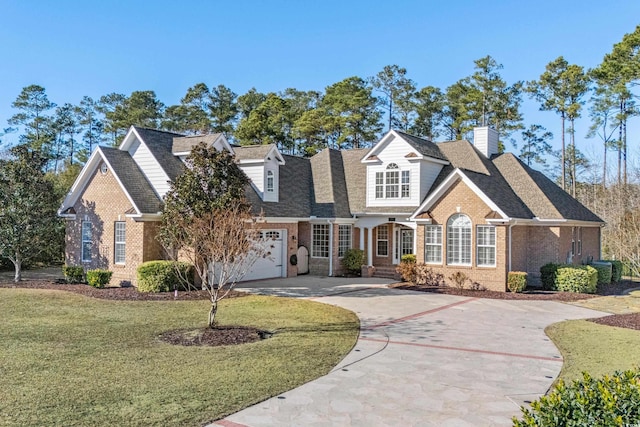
[212,277,607,426]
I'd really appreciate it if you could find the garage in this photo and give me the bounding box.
[241,229,286,281]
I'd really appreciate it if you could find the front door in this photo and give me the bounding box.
[393,227,414,264]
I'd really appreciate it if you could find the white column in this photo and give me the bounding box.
[359,227,365,250]
[367,227,373,266]
[328,221,334,276]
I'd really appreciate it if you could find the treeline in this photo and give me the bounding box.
[2,26,639,196]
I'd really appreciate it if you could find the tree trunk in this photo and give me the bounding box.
[208,299,218,329]
[561,113,566,191]
[571,119,576,198]
[13,253,22,283]
[603,139,607,189]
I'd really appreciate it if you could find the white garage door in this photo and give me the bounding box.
[242,230,285,281]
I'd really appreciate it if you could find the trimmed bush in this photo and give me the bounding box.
[590,262,612,286]
[513,369,640,426]
[400,254,416,264]
[555,265,597,294]
[415,264,445,286]
[600,260,623,283]
[396,261,416,283]
[62,265,84,284]
[341,249,365,276]
[507,272,527,293]
[137,261,195,293]
[540,263,559,291]
[86,269,113,288]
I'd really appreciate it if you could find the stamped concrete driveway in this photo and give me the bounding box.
[211,277,607,427]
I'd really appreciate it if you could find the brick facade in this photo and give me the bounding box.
[64,163,166,286]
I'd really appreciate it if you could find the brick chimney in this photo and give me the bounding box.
[473,126,499,158]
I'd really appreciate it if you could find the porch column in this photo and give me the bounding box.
[359,227,365,250]
[367,227,373,266]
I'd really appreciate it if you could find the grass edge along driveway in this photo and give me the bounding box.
[0,288,359,427]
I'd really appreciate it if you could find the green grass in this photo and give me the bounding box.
[0,289,359,426]
[546,320,640,382]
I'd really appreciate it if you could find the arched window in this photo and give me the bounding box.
[385,163,399,198]
[447,214,471,265]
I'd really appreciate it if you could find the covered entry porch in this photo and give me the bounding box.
[354,216,417,274]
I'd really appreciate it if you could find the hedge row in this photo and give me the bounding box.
[136,261,195,293]
[540,263,598,293]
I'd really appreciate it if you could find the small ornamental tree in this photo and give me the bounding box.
[0,145,63,282]
[158,143,268,328]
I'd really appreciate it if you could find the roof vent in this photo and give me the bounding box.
[473,126,499,158]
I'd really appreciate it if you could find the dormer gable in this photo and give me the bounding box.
[171,133,234,158]
[362,130,449,208]
[234,144,285,203]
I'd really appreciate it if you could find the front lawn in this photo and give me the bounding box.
[0,289,359,426]
[546,319,640,382]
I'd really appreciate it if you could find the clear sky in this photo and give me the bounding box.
[1,0,639,163]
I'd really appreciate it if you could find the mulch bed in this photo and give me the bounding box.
[391,280,640,331]
[0,280,246,300]
[158,326,266,347]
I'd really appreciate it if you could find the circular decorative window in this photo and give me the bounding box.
[100,163,108,174]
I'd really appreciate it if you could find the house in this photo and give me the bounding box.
[59,126,603,291]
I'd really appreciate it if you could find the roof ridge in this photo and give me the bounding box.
[133,126,184,136]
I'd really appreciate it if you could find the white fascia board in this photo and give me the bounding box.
[118,126,139,151]
[266,145,286,165]
[261,217,308,223]
[125,213,162,222]
[214,134,234,155]
[173,151,191,157]
[423,157,450,166]
[237,158,266,165]
[531,218,603,227]
[360,130,396,163]
[58,148,105,214]
[410,169,508,220]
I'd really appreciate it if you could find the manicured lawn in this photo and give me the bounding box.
[0,289,359,426]
[546,319,640,382]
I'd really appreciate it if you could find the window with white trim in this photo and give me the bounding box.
[572,226,582,256]
[476,225,496,267]
[338,225,352,257]
[266,170,274,193]
[375,172,384,198]
[447,214,471,265]
[401,170,410,197]
[377,226,389,256]
[81,221,92,263]
[114,221,126,264]
[424,225,442,264]
[312,224,329,258]
[374,163,411,199]
[385,163,399,198]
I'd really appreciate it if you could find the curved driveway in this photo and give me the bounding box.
[211,277,607,427]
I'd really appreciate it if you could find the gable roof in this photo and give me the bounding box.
[362,130,448,163]
[234,144,285,164]
[309,148,351,218]
[172,133,223,154]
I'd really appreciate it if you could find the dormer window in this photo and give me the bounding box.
[375,163,410,199]
[266,170,274,193]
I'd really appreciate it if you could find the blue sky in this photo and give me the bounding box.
[1,0,639,164]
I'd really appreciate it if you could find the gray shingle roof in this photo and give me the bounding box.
[308,149,352,218]
[493,154,603,222]
[437,140,489,175]
[234,144,275,161]
[395,131,447,161]
[133,127,186,181]
[100,147,163,214]
[172,133,222,154]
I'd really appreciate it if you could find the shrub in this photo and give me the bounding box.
[600,260,623,283]
[590,263,612,286]
[540,263,559,290]
[415,264,445,286]
[137,261,195,293]
[555,265,597,293]
[400,254,416,264]
[513,369,640,427]
[62,265,84,284]
[507,272,527,293]
[85,269,113,288]
[448,271,470,289]
[396,261,417,282]
[341,249,365,276]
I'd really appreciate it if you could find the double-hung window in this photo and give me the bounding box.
[375,163,410,199]
[375,172,384,198]
[424,225,442,264]
[377,226,389,256]
[338,225,352,257]
[401,170,410,197]
[476,225,496,267]
[81,221,92,262]
[385,163,399,198]
[447,214,471,265]
[114,221,126,264]
[312,224,329,258]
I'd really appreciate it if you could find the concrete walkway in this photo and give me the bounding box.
[208,277,608,427]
